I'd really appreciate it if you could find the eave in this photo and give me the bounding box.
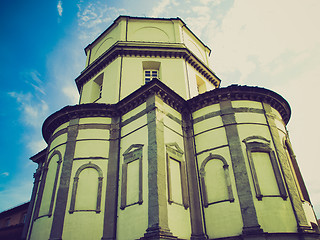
[75,41,221,92]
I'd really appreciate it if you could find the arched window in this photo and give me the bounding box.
[200,154,234,207]
[283,138,310,202]
[243,136,287,200]
[120,144,143,210]
[38,150,62,217]
[69,162,103,213]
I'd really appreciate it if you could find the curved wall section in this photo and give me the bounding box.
[27,81,319,240]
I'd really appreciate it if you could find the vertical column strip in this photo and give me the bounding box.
[22,166,42,240]
[181,111,207,239]
[142,95,174,239]
[262,103,311,232]
[101,116,121,240]
[219,100,262,235]
[49,118,79,240]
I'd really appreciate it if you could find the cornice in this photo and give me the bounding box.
[187,84,291,124]
[42,103,118,143]
[42,80,185,143]
[75,41,221,91]
[42,82,290,143]
[30,148,47,164]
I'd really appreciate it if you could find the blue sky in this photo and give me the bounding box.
[1,0,320,218]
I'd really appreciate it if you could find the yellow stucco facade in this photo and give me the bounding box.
[23,16,319,240]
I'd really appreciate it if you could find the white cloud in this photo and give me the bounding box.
[151,0,171,17]
[57,0,63,17]
[208,0,320,84]
[1,172,9,177]
[8,92,49,128]
[62,85,79,104]
[24,70,46,95]
[77,2,126,43]
[27,139,47,154]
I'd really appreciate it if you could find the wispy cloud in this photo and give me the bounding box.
[24,70,46,95]
[151,0,171,17]
[57,0,63,17]
[1,172,9,177]
[62,84,79,104]
[77,2,126,43]
[8,91,49,128]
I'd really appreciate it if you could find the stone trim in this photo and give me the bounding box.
[243,136,287,200]
[262,103,311,232]
[200,154,234,207]
[101,117,121,240]
[166,143,189,209]
[48,151,63,217]
[50,128,68,144]
[69,162,103,214]
[49,118,79,240]
[189,85,291,124]
[78,123,111,130]
[283,137,310,202]
[76,42,220,91]
[164,124,183,138]
[121,124,148,139]
[43,82,290,146]
[142,95,174,239]
[73,157,108,161]
[23,150,46,240]
[120,144,144,210]
[33,150,62,220]
[181,111,207,239]
[195,144,229,157]
[220,100,262,235]
[193,107,264,124]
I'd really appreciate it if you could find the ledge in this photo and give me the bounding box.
[75,41,221,91]
[42,80,291,143]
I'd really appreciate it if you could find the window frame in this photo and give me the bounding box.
[120,144,144,210]
[144,69,159,84]
[243,136,287,200]
[69,162,103,214]
[200,154,234,207]
[166,143,189,209]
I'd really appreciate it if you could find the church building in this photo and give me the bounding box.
[22,16,320,240]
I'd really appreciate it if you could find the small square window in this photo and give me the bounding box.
[144,70,158,84]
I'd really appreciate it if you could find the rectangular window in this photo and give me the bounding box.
[91,73,104,102]
[144,70,158,83]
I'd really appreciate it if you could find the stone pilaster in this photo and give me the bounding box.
[182,110,207,240]
[49,118,79,240]
[262,103,311,232]
[142,95,176,239]
[101,117,121,240]
[220,101,262,235]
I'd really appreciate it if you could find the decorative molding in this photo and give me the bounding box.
[42,82,291,151]
[243,136,287,200]
[283,137,310,202]
[165,143,189,209]
[76,41,220,91]
[48,151,63,217]
[120,144,144,210]
[199,154,234,207]
[189,85,291,124]
[69,162,103,214]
